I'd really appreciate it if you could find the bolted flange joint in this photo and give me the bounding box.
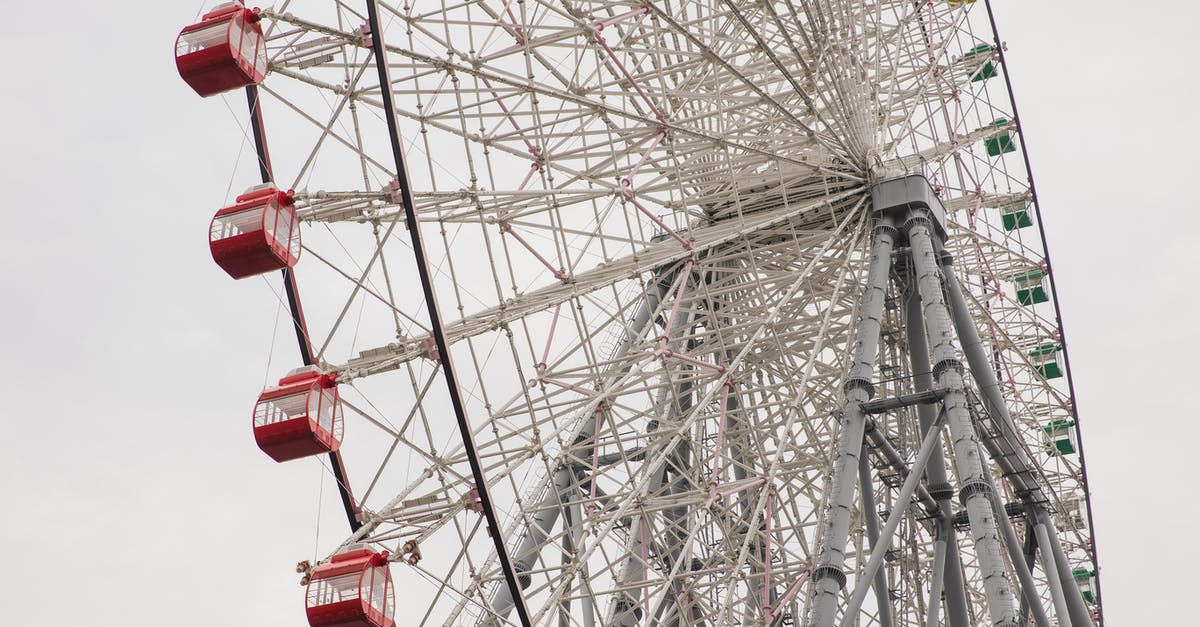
[872,221,900,240]
[843,377,875,399]
[812,564,848,589]
[958,480,992,505]
[901,210,934,234]
[928,482,955,501]
[932,358,964,379]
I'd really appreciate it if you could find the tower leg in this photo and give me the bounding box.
[905,209,1018,627]
[707,265,767,627]
[925,533,947,627]
[983,460,1052,627]
[809,218,898,627]
[1019,522,1038,626]
[610,260,706,626]
[568,500,597,627]
[559,504,573,627]
[486,466,577,623]
[904,279,972,627]
[1044,513,1097,627]
[1034,517,1074,627]
[836,407,949,627]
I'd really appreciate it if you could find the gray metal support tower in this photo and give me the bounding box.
[810,175,1099,627]
[472,172,1092,627]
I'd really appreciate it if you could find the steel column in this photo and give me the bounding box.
[925,535,946,627]
[1019,524,1038,626]
[611,265,702,627]
[982,455,1052,627]
[485,274,667,625]
[709,264,765,627]
[559,503,574,627]
[809,217,898,627]
[905,209,1018,626]
[1044,513,1098,627]
[1034,519,1073,627]
[570,499,597,627]
[903,278,971,627]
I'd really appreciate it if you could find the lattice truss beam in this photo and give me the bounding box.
[234,0,1097,624]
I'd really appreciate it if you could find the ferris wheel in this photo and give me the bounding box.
[176,1,1102,626]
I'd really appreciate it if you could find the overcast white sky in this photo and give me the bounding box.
[0,2,1195,626]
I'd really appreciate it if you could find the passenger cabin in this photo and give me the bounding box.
[1027,341,1065,374]
[1000,199,1033,231]
[306,547,395,627]
[1029,343,1064,379]
[1059,492,1089,530]
[254,367,342,462]
[210,184,300,279]
[1012,269,1049,305]
[1043,419,1078,456]
[984,119,1017,156]
[961,44,997,82]
[176,2,268,97]
[1073,567,1097,603]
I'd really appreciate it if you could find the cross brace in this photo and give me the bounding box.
[860,387,950,414]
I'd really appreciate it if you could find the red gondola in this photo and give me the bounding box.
[306,547,395,627]
[175,1,268,97]
[253,367,342,463]
[210,184,300,279]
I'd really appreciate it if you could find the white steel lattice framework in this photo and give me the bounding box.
[191,0,1103,625]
